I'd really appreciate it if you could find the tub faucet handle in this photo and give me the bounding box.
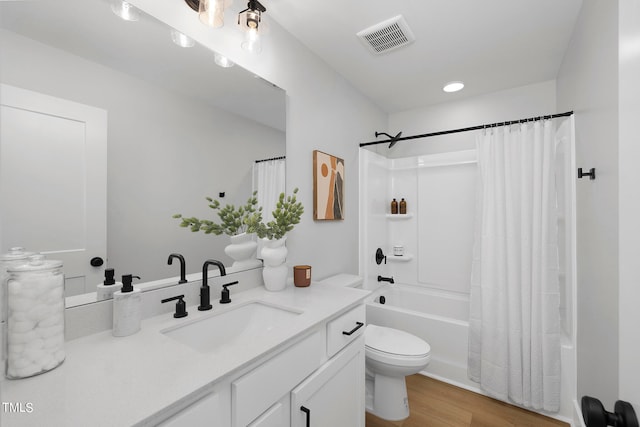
[377,275,394,284]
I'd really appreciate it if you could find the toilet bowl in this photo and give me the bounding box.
[365,324,431,421]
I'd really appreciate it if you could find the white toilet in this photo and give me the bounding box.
[365,324,431,421]
[317,274,432,421]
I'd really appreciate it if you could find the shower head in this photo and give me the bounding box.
[374,131,403,148]
[388,132,402,148]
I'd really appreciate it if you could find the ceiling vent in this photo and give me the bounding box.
[356,15,415,55]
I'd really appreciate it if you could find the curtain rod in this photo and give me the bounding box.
[255,155,286,163]
[359,111,574,148]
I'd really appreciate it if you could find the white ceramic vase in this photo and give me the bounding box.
[224,232,259,269]
[261,237,288,291]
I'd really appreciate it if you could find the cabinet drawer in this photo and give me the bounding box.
[326,305,366,357]
[232,331,322,427]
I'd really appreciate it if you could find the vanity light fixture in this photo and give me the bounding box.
[237,0,266,54]
[443,81,465,93]
[199,0,232,28]
[170,29,196,47]
[214,52,235,67]
[110,0,140,21]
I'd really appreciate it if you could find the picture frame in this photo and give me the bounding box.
[313,150,344,220]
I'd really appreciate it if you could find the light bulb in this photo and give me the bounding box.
[241,27,262,53]
[199,0,225,28]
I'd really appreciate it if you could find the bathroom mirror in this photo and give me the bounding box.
[0,0,286,304]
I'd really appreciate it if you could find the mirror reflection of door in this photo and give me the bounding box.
[0,84,107,296]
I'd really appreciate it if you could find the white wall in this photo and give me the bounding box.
[0,30,285,282]
[618,0,640,410]
[129,0,387,281]
[386,80,557,158]
[556,0,620,410]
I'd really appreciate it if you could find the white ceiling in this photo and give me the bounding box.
[268,0,584,113]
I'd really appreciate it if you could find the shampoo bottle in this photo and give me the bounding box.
[391,198,398,214]
[399,198,407,214]
[112,274,142,337]
[96,268,121,301]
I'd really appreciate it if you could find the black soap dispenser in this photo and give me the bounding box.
[96,268,122,301]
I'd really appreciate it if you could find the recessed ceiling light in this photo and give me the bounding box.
[110,0,140,21]
[214,53,234,68]
[443,81,464,93]
[170,29,195,48]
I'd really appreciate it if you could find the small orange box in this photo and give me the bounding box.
[293,265,311,287]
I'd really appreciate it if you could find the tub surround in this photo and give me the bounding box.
[2,281,369,426]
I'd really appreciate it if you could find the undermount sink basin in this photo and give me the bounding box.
[161,301,302,353]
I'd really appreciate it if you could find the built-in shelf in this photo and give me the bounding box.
[386,213,414,219]
[388,254,413,262]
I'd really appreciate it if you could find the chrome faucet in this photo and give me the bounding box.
[200,259,226,311]
[167,253,187,284]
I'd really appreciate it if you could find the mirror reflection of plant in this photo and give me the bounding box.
[173,191,262,236]
[246,188,304,241]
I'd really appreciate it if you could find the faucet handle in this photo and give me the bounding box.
[220,281,238,304]
[161,294,188,318]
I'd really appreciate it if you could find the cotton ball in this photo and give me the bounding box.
[36,354,54,370]
[54,350,65,363]
[39,313,62,328]
[16,363,41,378]
[43,334,63,351]
[9,310,29,322]
[7,342,24,357]
[44,286,63,302]
[8,330,36,344]
[27,304,50,321]
[8,296,31,312]
[7,280,22,296]
[37,323,63,339]
[10,320,36,334]
[23,337,45,352]
[9,356,31,370]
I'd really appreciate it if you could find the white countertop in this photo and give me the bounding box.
[1,284,369,426]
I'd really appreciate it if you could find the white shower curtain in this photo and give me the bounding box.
[468,120,561,412]
[252,158,285,255]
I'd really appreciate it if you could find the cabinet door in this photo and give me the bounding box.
[291,336,365,427]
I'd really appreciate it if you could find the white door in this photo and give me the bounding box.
[0,84,107,296]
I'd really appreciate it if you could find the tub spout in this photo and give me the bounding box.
[378,275,394,284]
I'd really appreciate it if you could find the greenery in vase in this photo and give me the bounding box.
[173,191,262,236]
[246,188,304,241]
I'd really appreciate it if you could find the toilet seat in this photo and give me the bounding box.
[365,324,430,366]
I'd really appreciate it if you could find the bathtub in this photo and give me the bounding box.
[365,282,576,423]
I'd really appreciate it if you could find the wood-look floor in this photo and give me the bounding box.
[366,375,569,427]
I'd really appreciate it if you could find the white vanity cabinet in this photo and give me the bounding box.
[232,304,366,427]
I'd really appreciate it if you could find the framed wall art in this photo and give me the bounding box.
[313,150,344,220]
